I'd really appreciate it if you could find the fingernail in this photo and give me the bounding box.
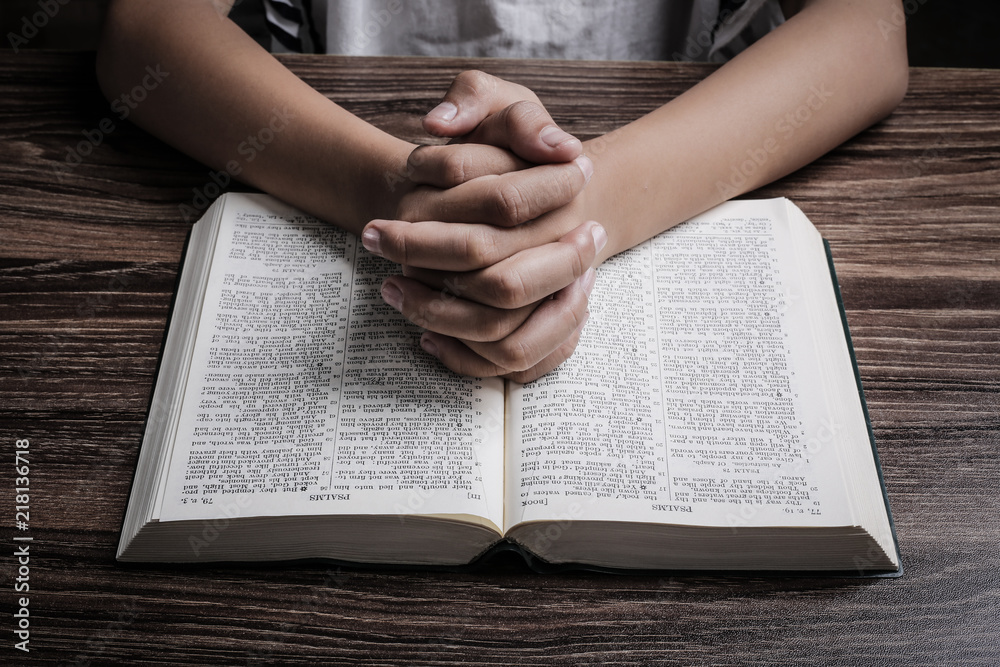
[425,101,458,123]
[421,334,440,358]
[540,124,576,148]
[381,280,402,311]
[590,223,608,253]
[580,268,597,295]
[362,227,381,255]
[575,155,593,184]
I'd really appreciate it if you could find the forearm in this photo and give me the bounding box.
[587,0,909,260]
[96,0,413,234]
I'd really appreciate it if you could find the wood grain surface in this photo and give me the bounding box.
[0,52,998,666]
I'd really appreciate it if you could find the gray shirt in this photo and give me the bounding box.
[258,0,785,62]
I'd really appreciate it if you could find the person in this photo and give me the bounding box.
[96,0,909,382]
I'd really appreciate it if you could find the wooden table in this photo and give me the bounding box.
[1,51,998,665]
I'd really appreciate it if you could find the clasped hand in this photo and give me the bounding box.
[362,71,607,383]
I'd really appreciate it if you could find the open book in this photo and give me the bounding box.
[118,193,900,574]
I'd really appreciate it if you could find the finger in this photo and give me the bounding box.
[462,270,593,370]
[363,218,540,272]
[422,70,581,164]
[422,69,541,137]
[419,273,593,376]
[423,313,588,382]
[397,155,592,227]
[362,212,603,273]
[406,144,528,188]
[380,275,536,342]
[459,100,583,165]
[502,318,587,383]
[402,223,605,309]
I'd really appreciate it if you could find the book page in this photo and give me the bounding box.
[506,199,857,535]
[157,195,504,530]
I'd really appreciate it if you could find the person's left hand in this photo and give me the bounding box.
[379,218,605,382]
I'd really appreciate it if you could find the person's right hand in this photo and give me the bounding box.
[390,142,592,230]
[422,69,584,164]
[387,69,592,230]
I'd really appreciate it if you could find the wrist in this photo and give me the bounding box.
[580,134,631,263]
[358,136,419,226]
[279,107,416,235]
[328,133,417,235]
[582,124,701,261]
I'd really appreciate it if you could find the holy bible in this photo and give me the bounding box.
[118,193,900,574]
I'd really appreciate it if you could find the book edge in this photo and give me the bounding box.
[821,238,903,577]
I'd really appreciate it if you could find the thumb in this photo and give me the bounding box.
[422,69,521,138]
[422,70,581,164]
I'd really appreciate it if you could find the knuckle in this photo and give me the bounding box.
[461,225,502,267]
[455,69,496,97]
[406,144,435,172]
[478,313,517,342]
[553,337,581,369]
[558,163,585,199]
[440,150,469,185]
[562,332,582,356]
[410,304,443,332]
[395,188,427,222]
[507,99,547,125]
[395,199,417,224]
[487,268,529,308]
[512,82,542,105]
[394,236,411,266]
[492,182,529,226]
[568,290,591,326]
[409,307,432,329]
[508,336,578,382]
[495,338,534,372]
[505,369,535,383]
[568,241,588,278]
[382,226,410,265]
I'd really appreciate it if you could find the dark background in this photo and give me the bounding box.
[1,0,999,68]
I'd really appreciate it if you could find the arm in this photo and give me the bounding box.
[97,0,409,235]
[585,0,910,259]
[96,0,597,384]
[370,0,909,379]
[419,0,908,259]
[95,0,589,235]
